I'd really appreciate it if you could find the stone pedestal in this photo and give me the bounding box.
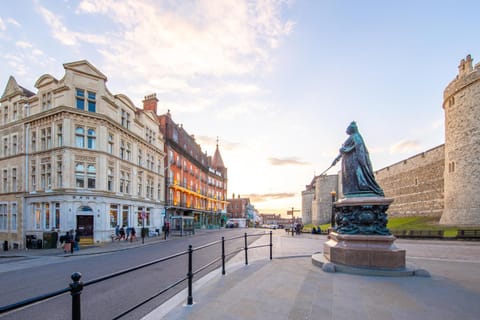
[324,232,405,269]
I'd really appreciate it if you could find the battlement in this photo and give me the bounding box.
[444,54,480,101]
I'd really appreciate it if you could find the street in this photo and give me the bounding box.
[0,228,263,320]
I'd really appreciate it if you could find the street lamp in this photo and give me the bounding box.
[330,190,337,229]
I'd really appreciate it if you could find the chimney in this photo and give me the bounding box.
[143,93,158,114]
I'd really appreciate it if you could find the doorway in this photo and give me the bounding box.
[76,215,94,244]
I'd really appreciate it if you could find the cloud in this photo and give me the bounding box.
[37,5,106,46]
[389,140,421,154]
[0,17,20,31]
[195,135,241,151]
[242,192,295,202]
[268,157,310,166]
[73,0,293,95]
[16,41,33,48]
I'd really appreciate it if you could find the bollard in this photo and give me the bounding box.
[221,236,226,275]
[269,231,273,260]
[244,233,248,265]
[187,245,193,305]
[70,272,83,320]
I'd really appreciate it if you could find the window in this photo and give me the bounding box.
[76,88,85,110]
[87,129,96,149]
[12,135,17,155]
[3,137,8,156]
[138,149,143,166]
[0,204,7,230]
[45,203,50,230]
[108,134,114,154]
[121,109,130,128]
[120,140,125,159]
[34,203,41,229]
[40,128,52,150]
[57,124,63,147]
[87,91,96,112]
[110,204,119,228]
[31,131,36,152]
[13,102,18,120]
[126,143,131,161]
[3,106,8,123]
[107,167,114,191]
[42,92,52,110]
[12,168,17,191]
[147,177,154,199]
[75,163,85,188]
[120,170,130,193]
[75,163,96,189]
[157,183,162,200]
[56,156,63,188]
[87,165,96,188]
[31,160,36,190]
[11,202,17,231]
[75,127,85,148]
[122,205,129,227]
[3,169,7,192]
[137,174,143,196]
[137,207,150,227]
[54,202,60,229]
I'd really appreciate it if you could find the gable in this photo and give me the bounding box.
[63,60,107,81]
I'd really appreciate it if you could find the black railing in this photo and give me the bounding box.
[0,231,273,319]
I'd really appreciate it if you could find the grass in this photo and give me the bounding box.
[303,216,477,238]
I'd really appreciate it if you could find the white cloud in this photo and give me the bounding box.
[389,140,421,154]
[37,5,107,46]
[16,41,33,48]
[74,0,293,93]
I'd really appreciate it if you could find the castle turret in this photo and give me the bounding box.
[441,54,480,225]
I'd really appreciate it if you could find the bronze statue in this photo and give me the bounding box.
[332,121,384,198]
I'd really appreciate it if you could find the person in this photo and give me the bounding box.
[165,222,170,238]
[64,231,73,254]
[74,230,80,251]
[119,227,125,241]
[331,121,384,197]
[115,225,120,239]
[130,227,136,242]
[126,227,131,241]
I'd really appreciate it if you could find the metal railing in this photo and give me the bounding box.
[0,231,273,319]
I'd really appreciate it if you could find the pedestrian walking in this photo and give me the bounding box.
[74,230,80,251]
[115,225,120,239]
[63,231,73,254]
[126,227,131,241]
[130,227,136,242]
[119,227,125,241]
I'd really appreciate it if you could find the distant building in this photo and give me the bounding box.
[152,102,228,229]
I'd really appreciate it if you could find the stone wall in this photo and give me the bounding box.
[312,174,338,224]
[375,145,444,217]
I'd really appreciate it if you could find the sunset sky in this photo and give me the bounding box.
[2,1,480,216]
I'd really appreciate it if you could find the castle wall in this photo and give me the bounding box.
[311,174,338,225]
[301,189,314,224]
[442,55,480,225]
[375,145,444,218]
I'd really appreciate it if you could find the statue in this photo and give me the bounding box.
[332,121,384,198]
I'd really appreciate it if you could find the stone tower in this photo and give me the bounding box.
[441,54,480,225]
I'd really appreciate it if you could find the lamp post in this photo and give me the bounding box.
[330,190,337,228]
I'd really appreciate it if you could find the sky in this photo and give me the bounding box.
[1,0,480,216]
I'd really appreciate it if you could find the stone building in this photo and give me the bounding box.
[155,106,228,229]
[0,60,166,248]
[302,54,480,226]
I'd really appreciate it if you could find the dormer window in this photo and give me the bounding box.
[76,88,96,112]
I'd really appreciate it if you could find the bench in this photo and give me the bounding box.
[392,230,444,239]
[456,229,480,240]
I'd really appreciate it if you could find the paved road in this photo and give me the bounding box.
[0,228,265,320]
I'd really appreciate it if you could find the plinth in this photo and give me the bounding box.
[324,196,405,269]
[324,232,405,269]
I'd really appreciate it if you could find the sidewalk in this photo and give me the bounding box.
[144,231,480,320]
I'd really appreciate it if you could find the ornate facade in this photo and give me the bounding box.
[0,60,168,248]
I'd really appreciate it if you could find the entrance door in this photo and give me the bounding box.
[76,215,94,237]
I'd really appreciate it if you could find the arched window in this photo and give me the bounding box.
[75,127,85,148]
